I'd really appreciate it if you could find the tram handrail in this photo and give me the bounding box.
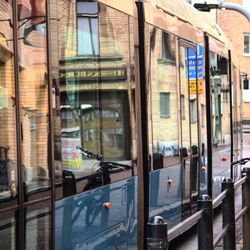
[168,210,203,241]
[234,176,247,189]
[151,165,250,249]
[213,224,230,248]
[235,206,248,222]
[212,189,227,209]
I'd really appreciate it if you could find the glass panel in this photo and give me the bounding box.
[198,46,207,195]
[210,52,231,197]
[146,26,180,170]
[17,0,50,199]
[52,2,136,197]
[244,34,250,54]
[77,18,99,55]
[187,48,199,201]
[0,210,16,249]
[179,46,191,218]
[0,0,18,208]
[25,201,52,249]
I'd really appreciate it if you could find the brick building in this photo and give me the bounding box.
[216,0,250,123]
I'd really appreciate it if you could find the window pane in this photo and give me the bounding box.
[78,18,99,55]
[210,53,231,197]
[0,210,16,249]
[52,2,137,197]
[147,26,180,169]
[244,34,250,54]
[25,201,52,249]
[160,93,170,117]
[0,0,18,208]
[190,99,197,123]
[77,2,98,15]
[18,0,50,199]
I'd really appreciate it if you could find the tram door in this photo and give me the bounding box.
[179,43,200,219]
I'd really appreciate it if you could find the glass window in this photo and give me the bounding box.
[160,93,170,118]
[243,79,249,89]
[162,32,175,61]
[77,1,99,56]
[0,0,18,208]
[210,52,231,197]
[146,26,179,168]
[181,94,185,120]
[244,33,250,55]
[190,99,197,124]
[0,210,16,249]
[18,0,50,199]
[25,201,52,249]
[52,2,137,196]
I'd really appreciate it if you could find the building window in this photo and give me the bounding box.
[162,32,175,61]
[77,1,99,56]
[244,33,250,55]
[244,79,249,90]
[201,104,205,127]
[160,93,170,118]
[190,99,197,123]
[181,94,185,120]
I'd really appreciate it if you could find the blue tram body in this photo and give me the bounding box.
[0,0,243,249]
[53,0,242,248]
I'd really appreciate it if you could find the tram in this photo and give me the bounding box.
[0,0,242,249]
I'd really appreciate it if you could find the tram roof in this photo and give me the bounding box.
[151,0,229,44]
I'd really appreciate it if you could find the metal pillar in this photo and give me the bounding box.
[198,195,213,250]
[222,178,236,250]
[242,168,250,250]
[147,216,168,250]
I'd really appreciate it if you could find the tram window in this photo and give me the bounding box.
[53,2,136,196]
[146,25,180,168]
[18,0,50,199]
[0,0,18,207]
[77,1,99,56]
[160,92,170,118]
[210,51,231,194]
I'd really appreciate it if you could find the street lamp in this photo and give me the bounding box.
[193,0,250,22]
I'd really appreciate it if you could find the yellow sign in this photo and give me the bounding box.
[189,79,204,94]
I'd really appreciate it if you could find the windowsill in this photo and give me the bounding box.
[243,53,250,57]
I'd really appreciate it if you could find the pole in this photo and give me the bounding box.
[198,194,213,250]
[221,178,236,250]
[242,168,250,250]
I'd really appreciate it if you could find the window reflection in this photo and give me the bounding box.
[77,1,99,56]
[0,0,18,206]
[18,0,50,197]
[210,52,230,196]
[146,26,179,169]
[52,2,136,196]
